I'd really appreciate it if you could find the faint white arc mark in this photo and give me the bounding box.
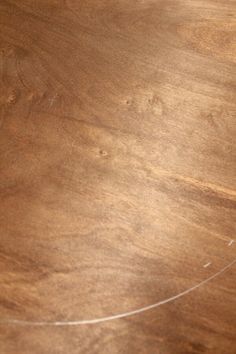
[228,240,235,247]
[203,262,211,268]
[0,259,235,327]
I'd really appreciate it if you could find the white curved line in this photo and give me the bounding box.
[0,259,235,326]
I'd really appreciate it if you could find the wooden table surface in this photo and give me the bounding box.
[0,1,235,353]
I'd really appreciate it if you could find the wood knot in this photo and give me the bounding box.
[148,94,163,115]
[6,90,19,105]
[99,149,108,157]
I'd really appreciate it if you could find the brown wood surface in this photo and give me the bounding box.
[0,0,236,353]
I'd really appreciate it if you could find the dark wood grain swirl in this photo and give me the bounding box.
[0,0,235,353]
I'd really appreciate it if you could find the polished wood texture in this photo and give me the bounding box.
[0,0,236,353]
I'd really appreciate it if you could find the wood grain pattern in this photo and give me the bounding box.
[0,0,235,353]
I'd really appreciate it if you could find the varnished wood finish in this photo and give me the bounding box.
[0,1,236,353]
